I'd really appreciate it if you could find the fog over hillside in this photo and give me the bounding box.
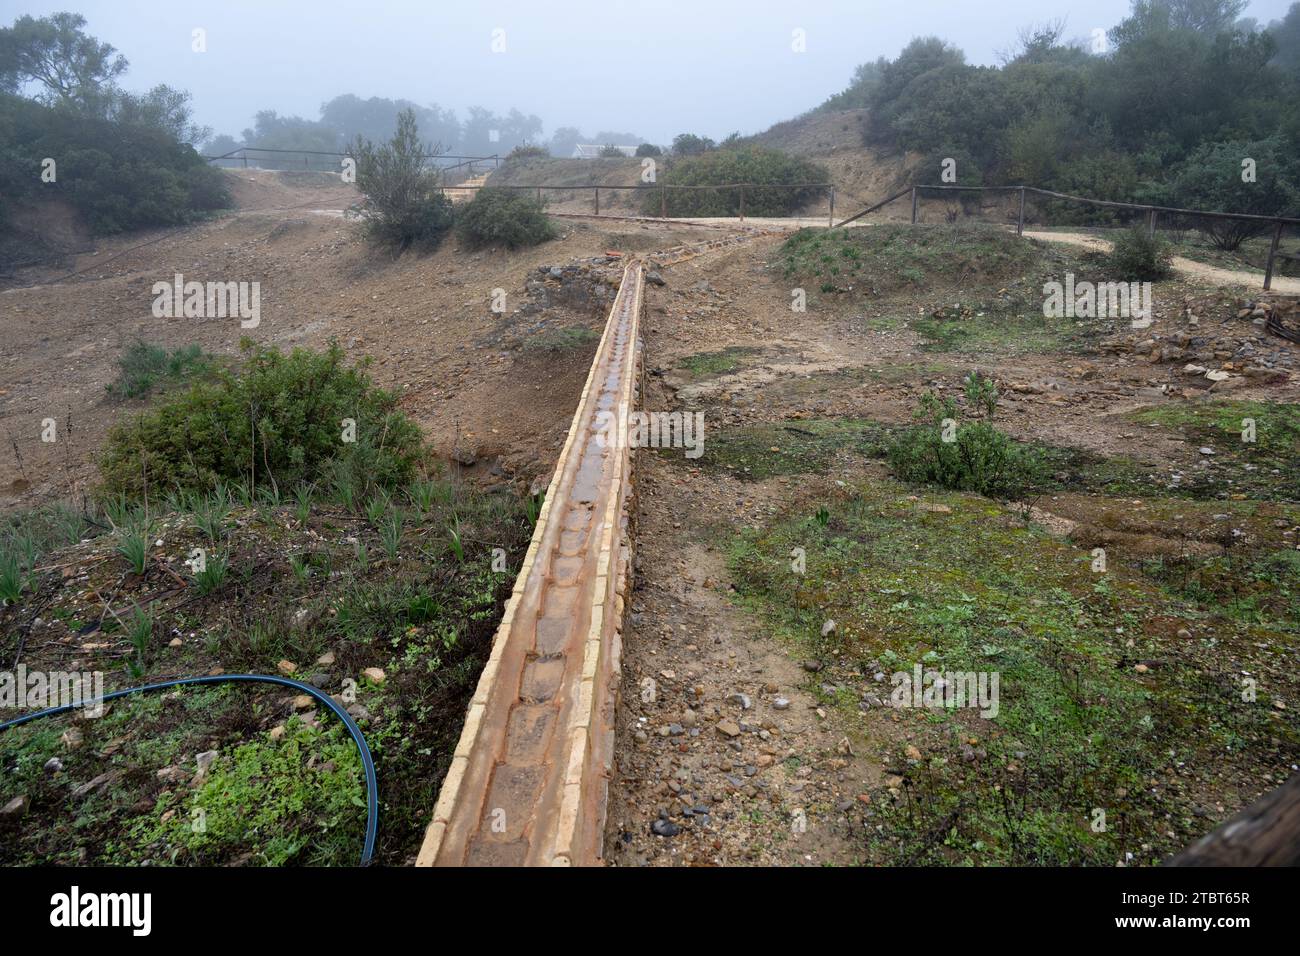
[10,0,1297,149]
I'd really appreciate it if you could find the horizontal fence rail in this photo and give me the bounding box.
[835,183,1299,291]
[204,147,500,173]
[435,182,838,224]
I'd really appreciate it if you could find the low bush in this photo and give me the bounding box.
[1108,225,1173,281]
[456,187,556,249]
[887,390,1046,498]
[506,144,549,161]
[100,342,423,498]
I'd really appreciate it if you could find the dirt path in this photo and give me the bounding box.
[1023,230,1300,294]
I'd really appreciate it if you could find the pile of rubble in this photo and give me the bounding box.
[1100,294,1296,390]
[522,256,624,315]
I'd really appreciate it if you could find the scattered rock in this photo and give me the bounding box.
[1,795,30,819]
[362,667,386,684]
[651,818,680,837]
[716,719,742,738]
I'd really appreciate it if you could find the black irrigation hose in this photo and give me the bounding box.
[0,674,378,865]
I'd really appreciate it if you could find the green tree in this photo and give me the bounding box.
[1157,137,1300,248]
[349,108,453,249]
[0,12,126,107]
[672,133,716,155]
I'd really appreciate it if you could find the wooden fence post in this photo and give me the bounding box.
[1264,221,1284,291]
[1017,187,1026,236]
[660,187,667,219]
[1148,208,1157,237]
[911,186,919,224]
[594,187,599,216]
[828,186,835,228]
[739,185,745,222]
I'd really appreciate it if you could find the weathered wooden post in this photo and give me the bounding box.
[739,185,745,222]
[661,187,667,219]
[1017,187,1026,236]
[1264,221,1284,291]
[594,187,599,216]
[911,186,919,224]
[828,186,835,228]
[1148,208,1157,237]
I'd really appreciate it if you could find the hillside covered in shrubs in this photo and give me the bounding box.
[814,0,1300,230]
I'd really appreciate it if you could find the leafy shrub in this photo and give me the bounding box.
[598,144,625,158]
[1108,225,1174,281]
[887,391,1045,498]
[671,133,716,156]
[644,146,828,218]
[0,92,230,240]
[506,144,548,161]
[349,108,454,250]
[100,342,423,498]
[635,143,661,157]
[1153,137,1300,249]
[456,187,556,249]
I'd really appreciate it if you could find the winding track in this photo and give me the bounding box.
[417,262,643,866]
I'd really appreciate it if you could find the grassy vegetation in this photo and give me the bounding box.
[0,473,535,865]
[676,346,765,379]
[645,147,828,218]
[2,332,540,864]
[678,419,893,480]
[887,387,1048,499]
[521,325,600,352]
[729,478,1298,865]
[910,306,1094,355]
[0,686,365,866]
[1128,400,1300,501]
[106,341,216,399]
[778,224,1049,290]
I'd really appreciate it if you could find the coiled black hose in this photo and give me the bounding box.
[0,674,378,865]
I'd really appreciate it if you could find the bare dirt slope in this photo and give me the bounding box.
[0,169,729,511]
[748,108,912,214]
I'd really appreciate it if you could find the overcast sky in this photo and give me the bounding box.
[7,0,1298,143]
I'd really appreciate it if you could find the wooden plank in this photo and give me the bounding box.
[1167,773,1300,866]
